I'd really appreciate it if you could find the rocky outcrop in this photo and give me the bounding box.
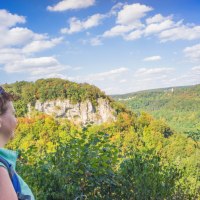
[28,98,116,125]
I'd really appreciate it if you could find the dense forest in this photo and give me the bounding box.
[1,79,199,199]
[112,84,200,134]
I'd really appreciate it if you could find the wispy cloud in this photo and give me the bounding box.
[192,66,200,74]
[69,67,129,82]
[134,67,174,77]
[90,36,103,46]
[143,56,162,61]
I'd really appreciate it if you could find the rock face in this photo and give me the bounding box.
[28,98,116,125]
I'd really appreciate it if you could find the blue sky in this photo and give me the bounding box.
[0,0,200,94]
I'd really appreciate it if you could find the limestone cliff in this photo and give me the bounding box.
[28,98,116,125]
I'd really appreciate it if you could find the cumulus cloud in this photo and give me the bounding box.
[0,9,26,29]
[22,37,63,53]
[116,3,153,25]
[146,14,172,24]
[61,14,105,34]
[0,9,67,80]
[123,29,143,40]
[103,24,139,38]
[184,43,200,62]
[101,3,200,43]
[0,48,24,64]
[143,56,162,61]
[0,10,48,49]
[145,18,175,35]
[4,57,69,75]
[47,0,95,12]
[102,3,152,40]
[102,3,153,40]
[159,25,200,42]
[0,27,46,48]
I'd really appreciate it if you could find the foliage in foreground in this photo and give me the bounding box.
[6,112,200,200]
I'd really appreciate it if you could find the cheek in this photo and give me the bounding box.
[11,116,17,129]
[3,116,17,132]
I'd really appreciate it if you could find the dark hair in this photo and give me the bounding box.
[0,86,15,115]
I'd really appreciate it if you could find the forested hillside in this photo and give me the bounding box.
[2,78,127,119]
[112,84,200,133]
[1,79,199,199]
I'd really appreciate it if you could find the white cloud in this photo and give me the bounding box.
[143,56,162,61]
[4,57,68,76]
[184,43,200,62]
[123,30,143,40]
[145,19,175,35]
[0,9,26,29]
[22,37,63,53]
[117,3,153,25]
[4,57,58,72]
[69,67,129,82]
[192,66,200,75]
[0,9,67,80]
[47,0,95,12]
[61,14,105,34]
[166,67,200,86]
[90,37,103,46]
[146,14,172,24]
[101,4,200,43]
[0,48,24,64]
[28,73,68,82]
[135,67,174,77]
[109,2,124,16]
[87,67,128,81]
[102,3,150,40]
[0,10,46,49]
[0,27,46,48]
[159,25,200,42]
[103,24,138,37]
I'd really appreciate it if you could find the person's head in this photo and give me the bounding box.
[0,86,18,146]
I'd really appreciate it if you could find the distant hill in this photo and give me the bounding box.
[112,84,200,133]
